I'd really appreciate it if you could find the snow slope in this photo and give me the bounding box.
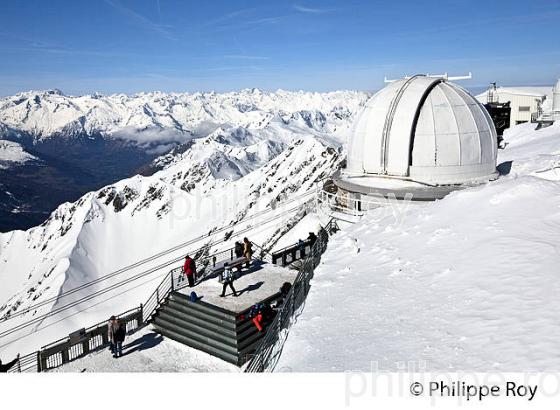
[0,88,368,233]
[0,140,37,169]
[277,122,560,372]
[0,120,348,358]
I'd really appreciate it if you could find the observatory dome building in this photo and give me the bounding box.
[333,75,499,202]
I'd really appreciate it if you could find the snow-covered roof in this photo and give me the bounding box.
[476,86,552,101]
[554,79,560,112]
[346,75,498,185]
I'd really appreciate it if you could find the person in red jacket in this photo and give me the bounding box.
[252,310,263,332]
[182,255,196,287]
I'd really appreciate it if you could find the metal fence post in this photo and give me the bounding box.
[291,289,295,315]
[37,351,42,373]
[61,344,69,365]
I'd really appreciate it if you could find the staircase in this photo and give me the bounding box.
[152,291,278,366]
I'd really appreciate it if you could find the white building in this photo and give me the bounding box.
[553,79,560,114]
[476,86,550,127]
[332,75,498,203]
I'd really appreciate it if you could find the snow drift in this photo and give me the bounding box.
[277,122,560,372]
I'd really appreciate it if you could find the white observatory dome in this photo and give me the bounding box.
[346,75,498,185]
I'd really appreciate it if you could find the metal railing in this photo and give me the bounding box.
[41,307,142,371]
[271,240,314,267]
[4,186,329,373]
[250,241,274,264]
[316,189,383,218]
[7,351,38,373]
[244,220,335,372]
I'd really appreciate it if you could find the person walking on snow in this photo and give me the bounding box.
[182,255,196,287]
[243,237,253,268]
[220,263,238,297]
[113,321,126,358]
[0,354,19,372]
[107,315,119,355]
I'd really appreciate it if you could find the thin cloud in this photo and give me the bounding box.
[200,7,259,28]
[224,55,270,61]
[293,4,331,14]
[394,8,560,40]
[201,14,290,34]
[104,0,176,41]
[156,0,161,21]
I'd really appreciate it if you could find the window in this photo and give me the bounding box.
[519,106,530,112]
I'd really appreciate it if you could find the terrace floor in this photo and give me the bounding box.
[177,261,298,313]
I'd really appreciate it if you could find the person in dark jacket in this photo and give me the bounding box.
[307,232,318,245]
[107,315,118,355]
[113,322,126,358]
[280,282,292,297]
[0,354,19,372]
[182,255,196,287]
[234,241,244,258]
[234,241,244,272]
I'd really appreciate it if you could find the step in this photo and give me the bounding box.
[165,299,238,331]
[153,325,239,365]
[170,293,237,322]
[154,316,238,355]
[239,334,267,357]
[238,327,265,352]
[156,311,238,345]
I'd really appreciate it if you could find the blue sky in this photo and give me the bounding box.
[0,0,559,96]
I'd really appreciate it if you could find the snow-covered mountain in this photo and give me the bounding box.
[0,89,368,232]
[0,140,38,170]
[0,88,365,148]
[0,89,368,357]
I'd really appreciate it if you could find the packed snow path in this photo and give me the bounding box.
[52,326,239,372]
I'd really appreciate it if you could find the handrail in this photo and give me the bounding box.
[271,238,314,256]
[5,188,324,373]
[317,189,384,217]
[1,195,312,351]
[250,241,274,263]
[1,188,316,324]
[244,219,336,372]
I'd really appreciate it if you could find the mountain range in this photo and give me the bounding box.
[0,88,368,231]
[0,88,368,356]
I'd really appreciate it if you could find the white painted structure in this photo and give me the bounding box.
[553,79,560,114]
[345,75,498,187]
[476,86,549,127]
